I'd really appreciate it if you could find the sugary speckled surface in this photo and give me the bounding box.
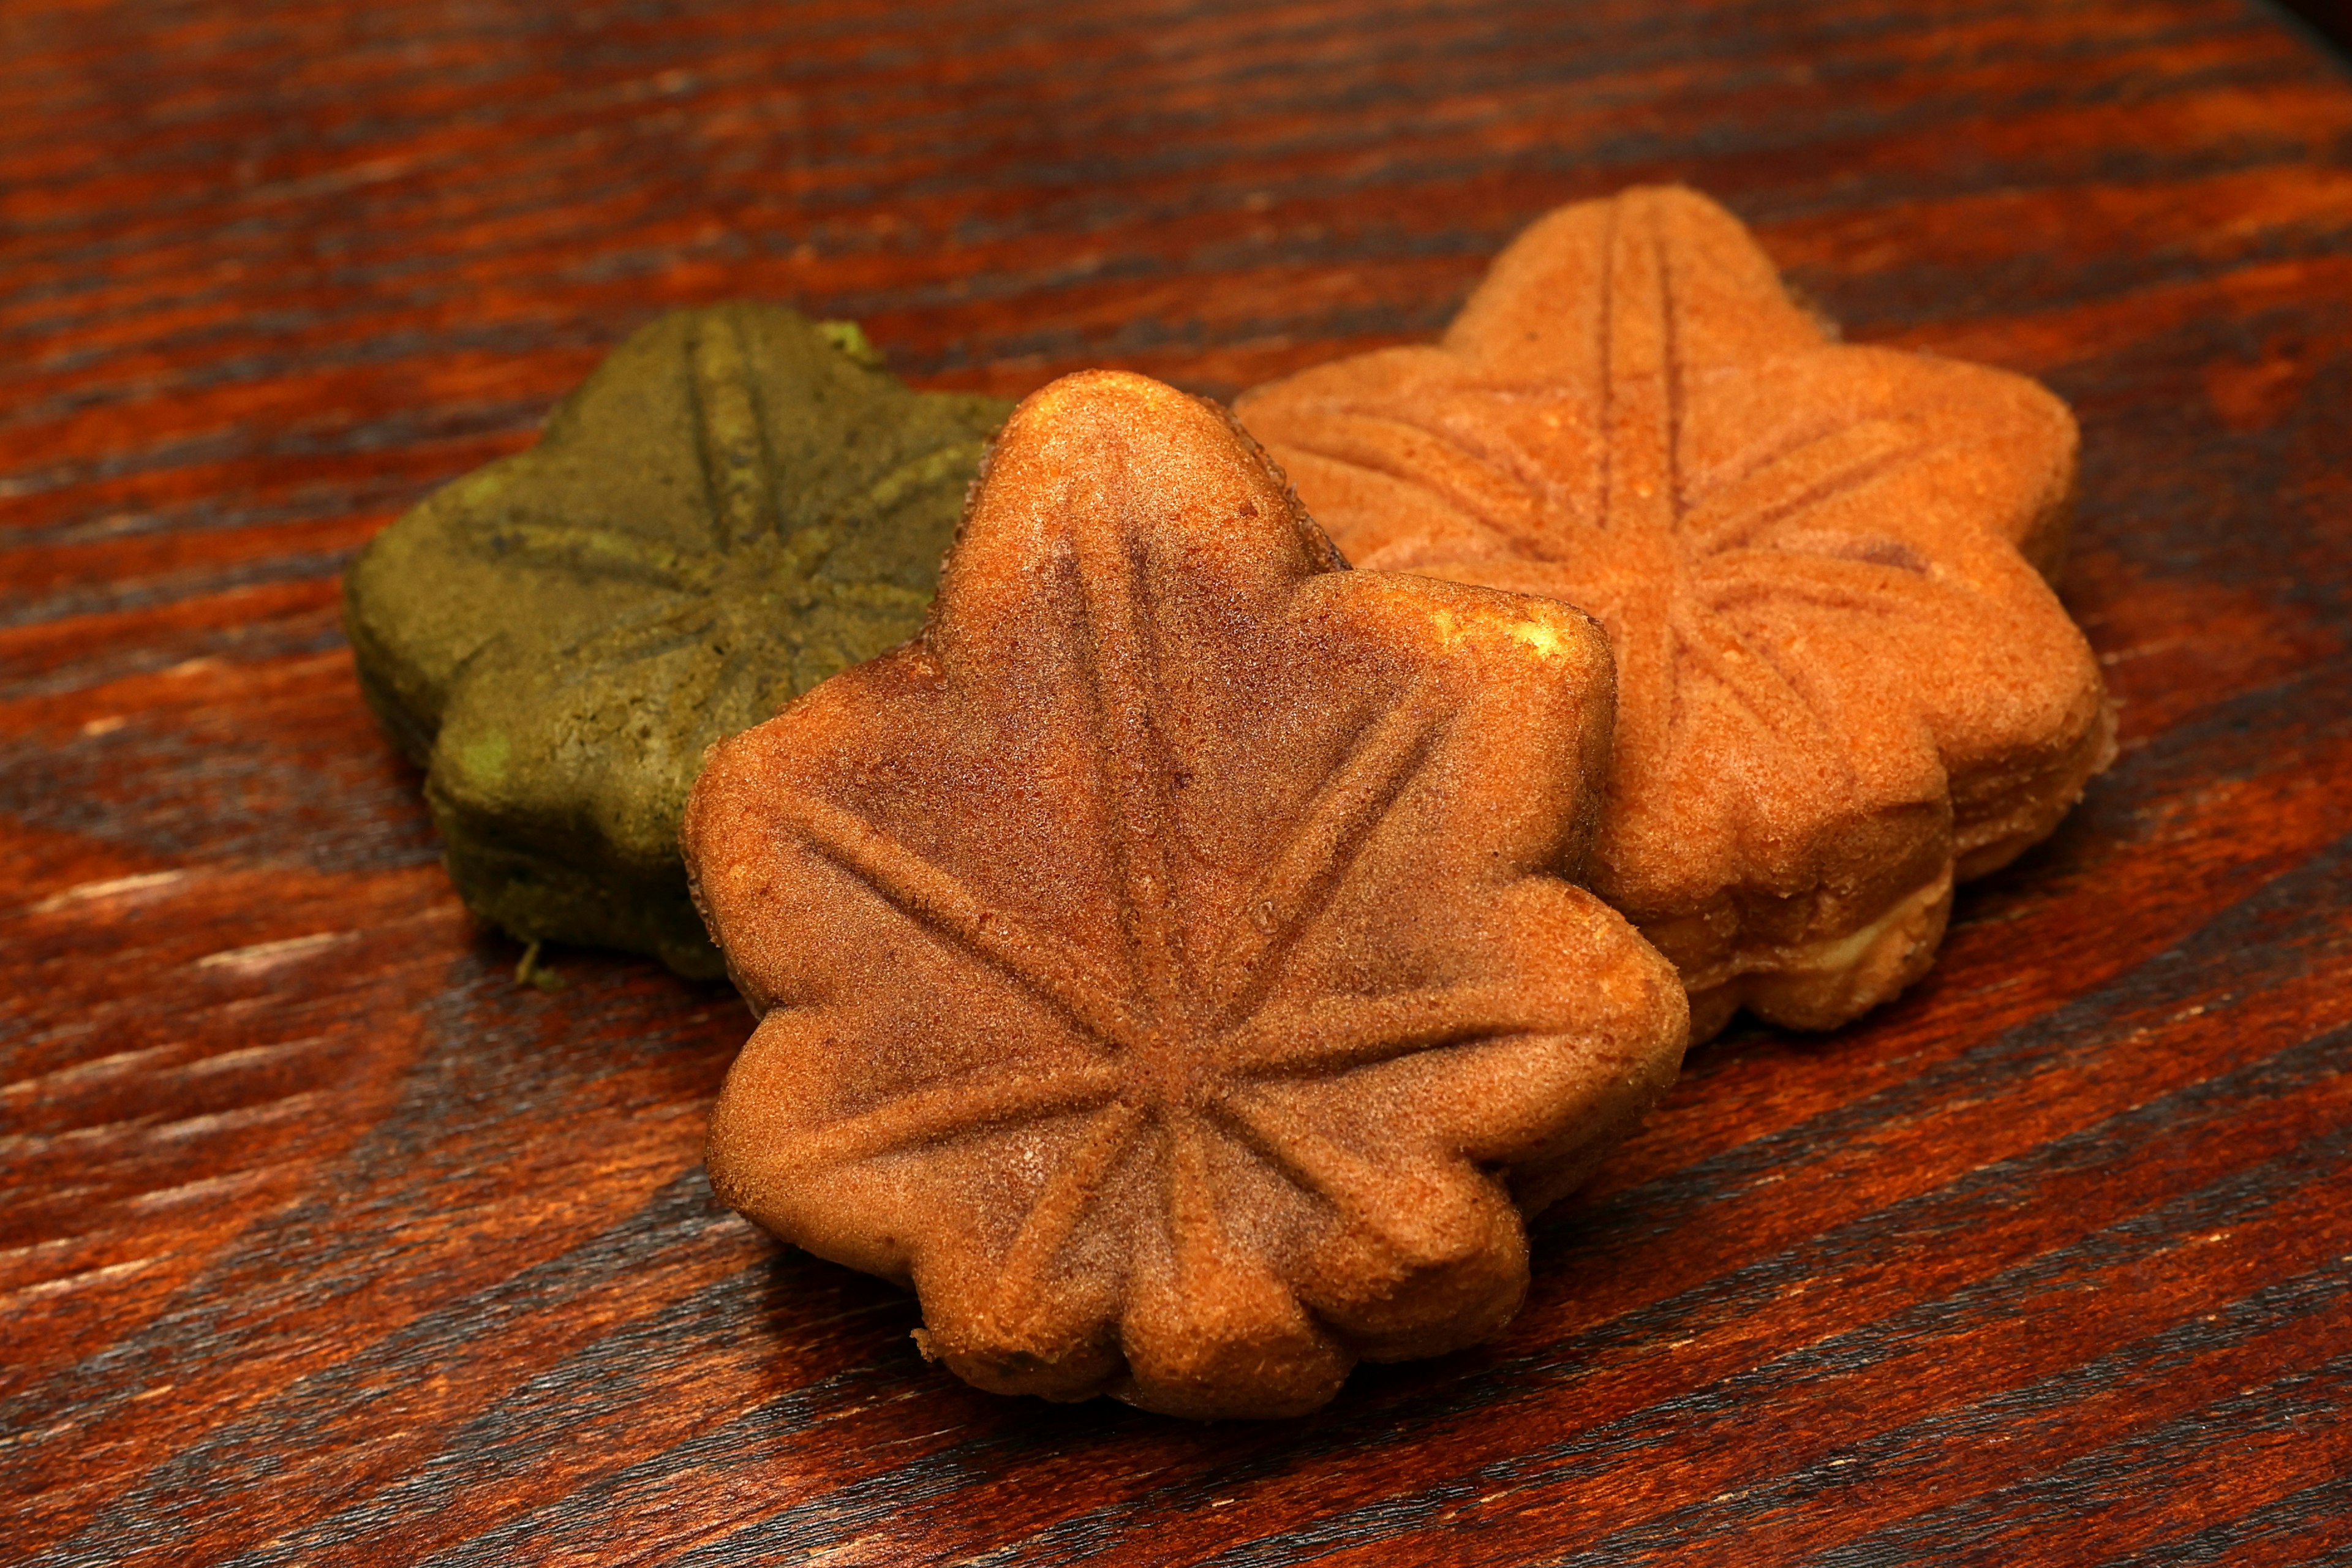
[1239,187,2115,1041]
[684,371,1689,1418]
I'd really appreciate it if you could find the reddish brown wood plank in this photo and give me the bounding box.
[5,0,2351,1562]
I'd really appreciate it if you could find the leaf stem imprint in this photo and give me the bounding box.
[479,521,695,590]
[1683,423,1923,556]
[993,1100,1147,1311]
[1065,496,1190,1019]
[781,1063,1125,1169]
[1208,682,1449,1027]
[1289,410,1556,554]
[550,598,714,673]
[777,790,1144,1051]
[1213,1089,1425,1242]
[690,312,779,551]
[1701,551,1961,617]
[1669,599,1832,749]
[1163,1114,1232,1287]
[1214,984,1559,1080]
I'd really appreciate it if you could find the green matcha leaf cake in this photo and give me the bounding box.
[344,304,1014,978]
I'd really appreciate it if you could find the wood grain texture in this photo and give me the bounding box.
[2,0,2349,1562]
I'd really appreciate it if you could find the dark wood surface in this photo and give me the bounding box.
[6,0,2351,1562]
[2275,0,2352,54]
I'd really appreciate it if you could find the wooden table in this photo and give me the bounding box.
[7,1,2350,1561]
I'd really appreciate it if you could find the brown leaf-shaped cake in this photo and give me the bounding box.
[1237,187,2115,1041]
[684,370,1689,1419]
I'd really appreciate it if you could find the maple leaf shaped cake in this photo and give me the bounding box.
[1235,187,2114,1041]
[683,370,1689,1419]
[344,304,1012,978]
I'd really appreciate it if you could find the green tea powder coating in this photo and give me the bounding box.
[344,304,1014,977]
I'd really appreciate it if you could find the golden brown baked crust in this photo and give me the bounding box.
[1237,186,2114,1041]
[684,370,1689,1419]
